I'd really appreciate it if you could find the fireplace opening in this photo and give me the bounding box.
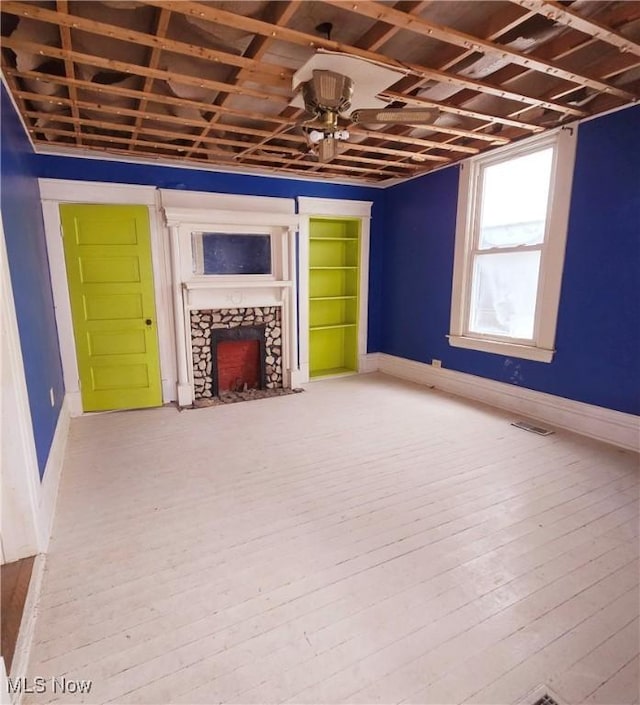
[217,340,260,393]
[211,324,266,397]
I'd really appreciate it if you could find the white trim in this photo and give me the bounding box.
[0,216,40,562]
[359,352,382,373]
[160,190,296,214]
[35,144,387,188]
[375,353,640,452]
[449,128,577,362]
[447,335,554,362]
[36,396,70,552]
[297,197,373,383]
[297,197,372,218]
[38,178,157,205]
[39,179,176,413]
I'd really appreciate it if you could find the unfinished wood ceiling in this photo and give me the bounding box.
[2,1,639,184]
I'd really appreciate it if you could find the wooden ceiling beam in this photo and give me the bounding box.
[1,37,286,105]
[140,0,585,117]
[347,3,538,167]
[509,0,640,58]
[185,0,303,159]
[5,69,288,133]
[23,110,291,151]
[1,2,291,86]
[355,0,431,51]
[130,6,171,149]
[435,2,640,122]
[26,107,453,165]
[55,0,81,146]
[327,0,636,101]
[8,67,484,155]
[20,94,452,165]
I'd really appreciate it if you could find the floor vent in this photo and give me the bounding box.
[511,420,554,436]
[531,695,561,705]
[518,685,564,705]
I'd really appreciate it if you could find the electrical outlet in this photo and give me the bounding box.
[49,387,55,406]
[432,359,442,368]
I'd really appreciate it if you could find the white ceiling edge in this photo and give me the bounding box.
[15,98,636,193]
[33,144,388,189]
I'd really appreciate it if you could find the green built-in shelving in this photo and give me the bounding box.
[309,218,360,378]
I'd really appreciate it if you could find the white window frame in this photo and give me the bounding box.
[449,126,577,363]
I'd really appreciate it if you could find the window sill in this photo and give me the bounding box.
[448,335,554,363]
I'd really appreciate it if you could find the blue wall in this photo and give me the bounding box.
[1,85,65,476]
[36,155,386,352]
[381,106,640,415]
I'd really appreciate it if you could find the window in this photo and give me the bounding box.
[449,128,577,363]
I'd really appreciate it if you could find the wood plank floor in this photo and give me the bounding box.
[1,555,35,674]
[26,374,639,705]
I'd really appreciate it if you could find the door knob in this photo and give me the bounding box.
[145,319,152,326]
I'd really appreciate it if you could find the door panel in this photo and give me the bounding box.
[60,204,162,411]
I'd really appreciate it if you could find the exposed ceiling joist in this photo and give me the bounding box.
[2,0,637,183]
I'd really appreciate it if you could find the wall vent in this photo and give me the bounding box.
[511,420,554,436]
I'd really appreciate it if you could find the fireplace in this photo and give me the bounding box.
[191,307,283,400]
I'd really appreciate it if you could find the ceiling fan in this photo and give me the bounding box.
[295,62,439,162]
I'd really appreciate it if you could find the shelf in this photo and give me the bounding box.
[310,323,356,331]
[308,217,360,378]
[310,295,357,301]
[310,237,358,242]
[310,367,357,379]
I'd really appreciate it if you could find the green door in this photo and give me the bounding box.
[60,204,162,412]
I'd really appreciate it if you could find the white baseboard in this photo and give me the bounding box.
[8,553,46,703]
[37,395,70,552]
[367,353,640,452]
[359,352,382,373]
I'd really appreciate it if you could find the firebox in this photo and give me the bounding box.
[211,325,266,396]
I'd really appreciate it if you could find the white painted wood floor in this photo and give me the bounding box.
[26,374,639,705]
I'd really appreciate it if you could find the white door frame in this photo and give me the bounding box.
[0,215,41,562]
[39,179,176,416]
[297,197,372,383]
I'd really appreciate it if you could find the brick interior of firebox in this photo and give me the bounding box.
[217,340,260,392]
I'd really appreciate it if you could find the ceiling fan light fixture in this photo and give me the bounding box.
[317,137,339,162]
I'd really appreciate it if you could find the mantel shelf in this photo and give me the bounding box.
[184,280,293,290]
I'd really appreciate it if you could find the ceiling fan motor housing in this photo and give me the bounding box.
[302,70,353,115]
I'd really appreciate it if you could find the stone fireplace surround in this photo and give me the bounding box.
[191,306,283,400]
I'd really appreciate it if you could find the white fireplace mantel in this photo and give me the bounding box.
[159,190,300,406]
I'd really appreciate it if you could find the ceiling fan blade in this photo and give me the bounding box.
[351,107,438,125]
